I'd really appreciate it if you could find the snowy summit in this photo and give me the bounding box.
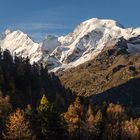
[0,18,140,72]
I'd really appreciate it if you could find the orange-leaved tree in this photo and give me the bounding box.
[4,108,32,140]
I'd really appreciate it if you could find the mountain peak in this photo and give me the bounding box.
[4,29,12,35]
[1,18,140,72]
[48,18,140,71]
[81,18,124,29]
[0,29,47,64]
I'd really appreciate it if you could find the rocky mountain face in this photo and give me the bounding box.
[0,18,140,108]
[0,18,140,72]
[58,41,140,108]
[0,29,47,64]
[47,18,140,72]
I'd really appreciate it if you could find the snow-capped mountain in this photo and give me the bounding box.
[0,29,47,64]
[1,18,140,72]
[47,18,140,71]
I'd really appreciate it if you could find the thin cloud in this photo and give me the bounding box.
[28,32,45,42]
[5,22,73,41]
[11,23,72,32]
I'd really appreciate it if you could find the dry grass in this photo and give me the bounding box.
[58,46,140,97]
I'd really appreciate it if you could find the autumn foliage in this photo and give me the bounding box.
[4,108,32,139]
[0,50,140,140]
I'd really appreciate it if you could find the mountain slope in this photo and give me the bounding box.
[0,29,47,63]
[48,18,140,71]
[59,44,140,109]
[0,18,140,71]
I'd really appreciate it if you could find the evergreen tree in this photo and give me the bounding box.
[0,92,12,138]
[0,49,69,109]
[37,94,65,140]
[0,92,12,119]
[25,104,38,139]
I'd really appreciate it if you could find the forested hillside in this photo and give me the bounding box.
[1,49,140,140]
[0,49,73,108]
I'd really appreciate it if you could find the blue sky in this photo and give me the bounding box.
[0,0,140,41]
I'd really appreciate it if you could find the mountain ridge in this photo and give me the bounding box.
[0,18,140,72]
[59,43,140,99]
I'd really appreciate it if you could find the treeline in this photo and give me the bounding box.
[63,97,140,140]
[0,49,73,108]
[1,94,140,140]
[1,49,140,140]
[0,94,65,139]
[0,49,73,139]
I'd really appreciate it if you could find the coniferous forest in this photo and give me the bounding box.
[1,49,140,140]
